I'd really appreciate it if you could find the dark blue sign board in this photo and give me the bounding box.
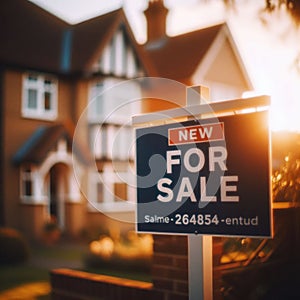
[136,111,272,237]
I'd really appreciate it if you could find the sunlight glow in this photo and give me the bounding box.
[242,89,300,133]
[269,75,300,132]
[90,237,114,259]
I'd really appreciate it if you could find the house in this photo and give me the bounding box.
[0,0,149,240]
[0,0,253,241]
[141,0,253,111]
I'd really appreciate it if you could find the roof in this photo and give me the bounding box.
[13,124,91,165]
[0,1,251,87]
[0,0,67,73]
[141,23,224,81]
[70,9,152,75]
[0,0,149,76]
[71,10,122,74]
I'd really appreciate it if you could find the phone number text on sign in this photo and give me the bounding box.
[144,214,259,227]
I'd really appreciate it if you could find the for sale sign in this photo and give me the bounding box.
[136,110,272,237]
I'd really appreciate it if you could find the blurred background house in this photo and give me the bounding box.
[0,0,253,241]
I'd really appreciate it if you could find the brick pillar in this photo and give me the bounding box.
[152,235,189,300]
[152,235,224,300]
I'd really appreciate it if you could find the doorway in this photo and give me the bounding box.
[49,163,68,230]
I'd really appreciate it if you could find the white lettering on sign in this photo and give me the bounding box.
[169,122,224,145]
[221,176,239,202]
[176,177,197,202]
[178,126,213,142]
[157,147,239,203]
[167,150,181,174]
[156,175,239,203]
[157,178,173,202]
[144,215,170,223]
[166,147,228,174]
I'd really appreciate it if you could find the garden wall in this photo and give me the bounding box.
[51,235,223,300]
[51,268,162,300]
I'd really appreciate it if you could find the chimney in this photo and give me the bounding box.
[144,0,169,43]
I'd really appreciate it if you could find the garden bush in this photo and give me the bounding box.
[84,251,152,272]
[0,227,30,265]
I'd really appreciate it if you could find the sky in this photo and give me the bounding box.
[29,0,300,131]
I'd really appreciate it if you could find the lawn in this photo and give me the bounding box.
[0,241,152,299]
[0,264,50,296]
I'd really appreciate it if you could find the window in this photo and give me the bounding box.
[88,78,141,123]
[114,182,127,202]
[92,28,142,78]
[96,182,104,203]
[88,78,140,161]
[90,124,134,161]
[88,81,104,121]
[88,168,135,212]
[22,74,57,120]
[20,166,33,201]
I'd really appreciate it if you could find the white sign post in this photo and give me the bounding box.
[188,235,213,300]
[187,86,213,300]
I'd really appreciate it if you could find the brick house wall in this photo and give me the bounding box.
[152,235,189,299]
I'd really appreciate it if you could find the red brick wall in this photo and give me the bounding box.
[51,268,164,300]
[152,235,189,300]
[152,235,224,299]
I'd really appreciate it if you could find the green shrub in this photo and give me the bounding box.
[0,227,30,265]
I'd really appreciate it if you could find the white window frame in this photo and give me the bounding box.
[20,166,34,202]
[88,77,141,124]
[22,73,58,120]
[90,123,134,161]
[88,168,135,212]
[88,77,140,161]
[88,81,105,123]
[92,28,142,78]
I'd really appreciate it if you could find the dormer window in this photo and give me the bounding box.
[92,28,143,78]
[22,73,58,120]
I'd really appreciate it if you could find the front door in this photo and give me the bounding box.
[49,163,68,229]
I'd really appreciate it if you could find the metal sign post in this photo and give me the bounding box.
[188,235,213,300]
